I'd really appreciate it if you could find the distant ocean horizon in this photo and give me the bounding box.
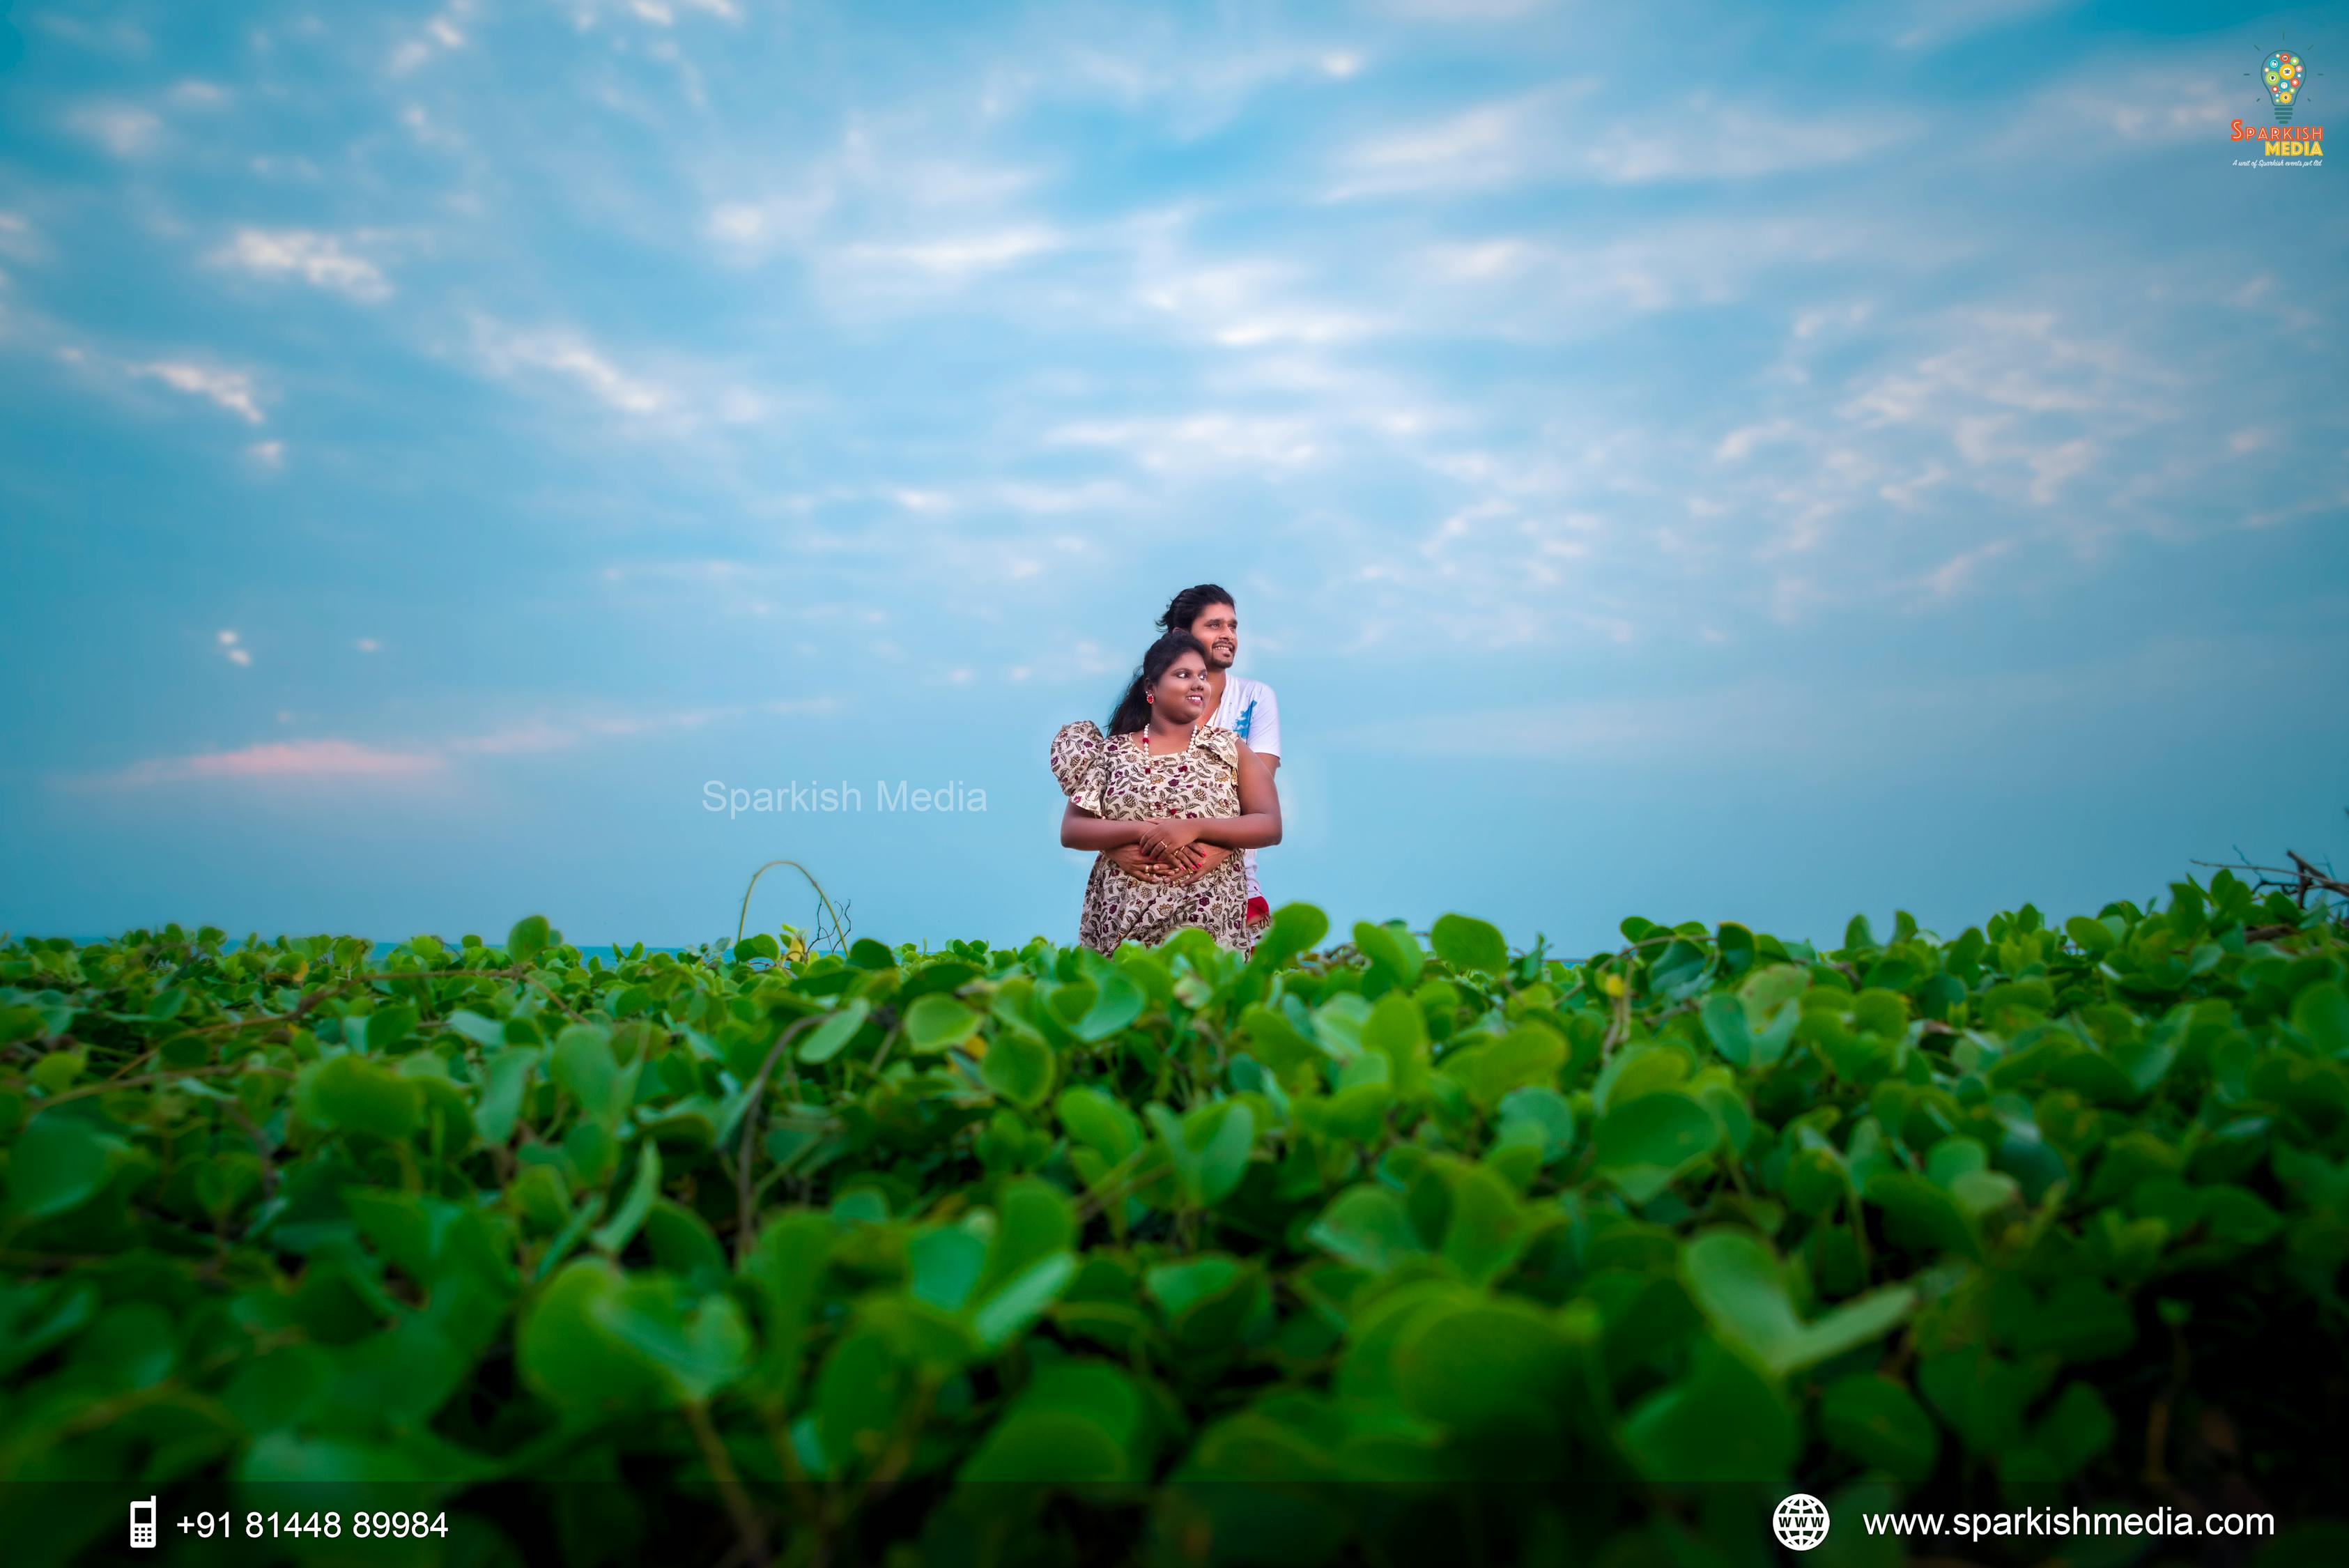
[13,934,994,962]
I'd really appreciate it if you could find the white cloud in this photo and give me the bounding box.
[391,5,473,73]
[1414,212,1896,332]
[167,80,232,109]
[1376,0,1557,21]
[841,227,1062,280]
[0,212,38,263]
[134,361,265,424]
[68,104,163,157]
[470,320,670,416]
[702,124,1045,271]
[247,440,285,468]
[1328,87,1585,199]
[1881,0,2072,52]
[211,229,394,302]
[1336,85,1916,198]
[82,739,445,788]
[1134,254,1385,348]
[1047,412,1323,473]
[1915,535,2017,599]
[1582,95,1920,183]
[978,22,1371,138]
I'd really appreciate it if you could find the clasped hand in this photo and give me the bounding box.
[1107,819,1229,884]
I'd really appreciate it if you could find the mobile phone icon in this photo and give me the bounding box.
[130,1497,157,1550]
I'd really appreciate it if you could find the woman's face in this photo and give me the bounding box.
[1153,652,1211,723]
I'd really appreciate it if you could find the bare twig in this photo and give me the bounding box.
[737,860,850,957]
[683,1399,770,1567]
[29,1062,297,1115]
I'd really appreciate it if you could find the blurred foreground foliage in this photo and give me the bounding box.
[4,872,2348,1566]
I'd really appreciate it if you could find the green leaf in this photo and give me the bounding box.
[1865,1172,1982,1261]
[590,1142,662,1254]
[1494,1086,1576,1165]
[1468,1022,1565,1110]
[1254,902,1330,968]
[1592,1091,1718,1204]
[2292,981,2349,1056]
[1619,1335,1797,1483]
[1305,1184,1428,1274]
[1072,969,1146,1043]
[978,1178,1077,1298]
[517,1259,663,1411]
[1056,1086,1143,1163]
[1391,1298,1585,1436]
[741,1211,831,1408]
[295,1054,423,1142]
[1700,994,1755,1067]
[593,1275,753,1406]
[1147,1100,1256,1209]
[959,1408,1130,1486]
[1431,914,1509,975]
[508,914,553,963]
[2065,915,2118,957]
[983,1033,1058,1109]
[1353,921,1425,997]
[815,1328,915,1476]
[1819,1375,1941,1484]
[1682,1229,1916,1378]
[6,1115,119,1221]
[796,999,873,1064]
[1438,1161,1533,1286]
[902,993,980,1053]
[473,1047,541,1146]
[969,1254,1077,1348]
[550,1024,627,1125]
[909,1227,991,1312]
[1363,992,1429,1095]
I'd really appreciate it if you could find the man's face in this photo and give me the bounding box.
[1187,602,1238,670]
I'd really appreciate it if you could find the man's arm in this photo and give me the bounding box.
[1250,686,1281,775]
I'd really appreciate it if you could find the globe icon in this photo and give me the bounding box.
[1773,1493,1831,1551]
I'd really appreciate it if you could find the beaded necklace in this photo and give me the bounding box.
[1137,720,1194,758]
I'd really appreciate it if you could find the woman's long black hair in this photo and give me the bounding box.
[1108,631,1210,737]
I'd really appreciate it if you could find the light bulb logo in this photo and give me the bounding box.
[2263,50,2304,124]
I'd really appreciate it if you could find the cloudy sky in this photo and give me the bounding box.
[1,0,2343,955]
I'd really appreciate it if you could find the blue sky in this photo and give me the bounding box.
[1,0,2344,957]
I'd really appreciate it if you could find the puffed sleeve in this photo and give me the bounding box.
[1197,725,1240,773]
[1049,720,1109,815]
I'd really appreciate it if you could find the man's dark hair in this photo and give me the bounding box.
[1157,584,1235,636]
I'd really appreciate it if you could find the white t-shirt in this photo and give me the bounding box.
[1210,675,1280,903]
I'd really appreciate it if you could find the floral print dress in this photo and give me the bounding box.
[1049,720,1258,958]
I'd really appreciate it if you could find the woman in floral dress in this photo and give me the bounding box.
[1049,631,1282,957]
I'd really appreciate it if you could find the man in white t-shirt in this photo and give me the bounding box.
[1106,584,1281,928]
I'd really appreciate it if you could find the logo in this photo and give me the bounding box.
[1773,1493,1831,1552]
[130,1496,157,1551]
[2231,38,2325,165]
[2264,49,2306,123]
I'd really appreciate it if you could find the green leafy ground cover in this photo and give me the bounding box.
[3,873,2348,1567]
